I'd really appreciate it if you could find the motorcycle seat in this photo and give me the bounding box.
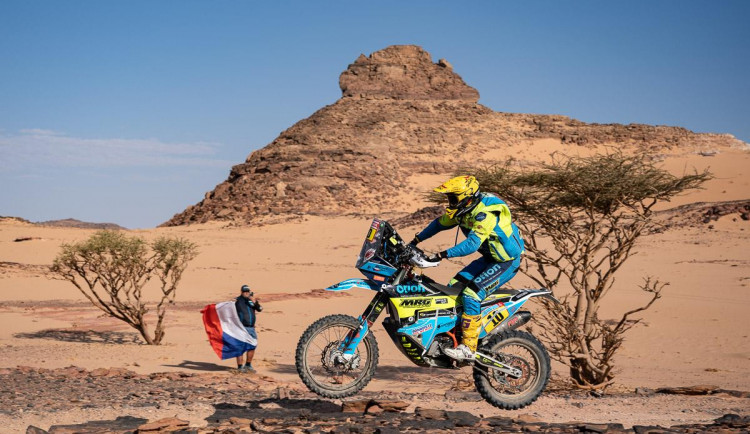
[424,281,462,297]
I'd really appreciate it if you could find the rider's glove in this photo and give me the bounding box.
[427,251,448,262]
[408,234,421,247]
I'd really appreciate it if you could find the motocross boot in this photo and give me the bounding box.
[443,313,481,361]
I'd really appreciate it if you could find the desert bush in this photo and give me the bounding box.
[51,230,198,345]
[466,153,710,388]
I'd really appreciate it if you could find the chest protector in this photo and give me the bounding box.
[459,194,525,262]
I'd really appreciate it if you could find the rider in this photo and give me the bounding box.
[411,175,524,361]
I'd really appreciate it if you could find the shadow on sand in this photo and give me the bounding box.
[14,329,142,345]
[267,362,463,382]
[162,360,236,372]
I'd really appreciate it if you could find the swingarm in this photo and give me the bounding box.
[473,351,523,378]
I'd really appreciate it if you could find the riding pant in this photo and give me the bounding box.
[450,256,521,316]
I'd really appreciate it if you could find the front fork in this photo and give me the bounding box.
[339,291,389,355]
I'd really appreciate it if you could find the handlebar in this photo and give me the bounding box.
[403,244,440,268]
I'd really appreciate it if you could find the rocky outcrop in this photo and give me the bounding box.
[339,45,480,101]
[654,199,750,230]
[162,45,746,226]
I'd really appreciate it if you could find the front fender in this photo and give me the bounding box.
[326,278,380,292]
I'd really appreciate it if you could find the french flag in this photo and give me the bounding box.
[202,301,258,360]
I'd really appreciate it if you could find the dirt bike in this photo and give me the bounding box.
[295,219,558,409]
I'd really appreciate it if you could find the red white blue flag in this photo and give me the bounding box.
[201,302,258,360]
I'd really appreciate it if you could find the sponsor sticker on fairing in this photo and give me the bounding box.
[364,248,376,262]
[410,323,434,336]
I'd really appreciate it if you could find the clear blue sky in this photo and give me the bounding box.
[1,1,748,228]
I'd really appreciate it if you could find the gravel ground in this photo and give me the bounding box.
[3,366,749,433]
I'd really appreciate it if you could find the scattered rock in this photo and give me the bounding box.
[372,400,409,413]
[515,413,544,423]
[342,399,408,414]
[443,389,482,402]
[446,410,480,427]
[137,417,190,432]
[437,58,453,70]
[46,416,148,433]
[342,400,369,413]
[415,407,446,419]
[13,237,41,242]
[698,150,718,156]
[714,413,750,427]
[90,368,110,377]
[227,416,251,425]
[656,385,719,395]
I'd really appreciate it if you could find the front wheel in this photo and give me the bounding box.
[295,314,379,398]
[473,329,551,410]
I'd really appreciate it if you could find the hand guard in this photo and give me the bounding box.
[426,251,448,263]
[408,247,441,268]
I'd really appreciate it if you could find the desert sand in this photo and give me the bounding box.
[1,145,749,432]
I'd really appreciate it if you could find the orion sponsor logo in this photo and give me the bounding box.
[410,323,434,336]
[474,266,500,282]
[395,284,427,294]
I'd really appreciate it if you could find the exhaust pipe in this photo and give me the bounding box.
[487,311,531,338]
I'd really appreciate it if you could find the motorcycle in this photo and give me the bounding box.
[295,219,557,409]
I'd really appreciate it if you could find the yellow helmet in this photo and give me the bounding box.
[434,175,480,219]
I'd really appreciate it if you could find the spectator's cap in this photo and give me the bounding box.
[241,285,251,293]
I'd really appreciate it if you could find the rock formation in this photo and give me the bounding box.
[163,45,745,226]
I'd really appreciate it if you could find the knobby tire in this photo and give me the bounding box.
[295,314,379,399]
[473,329,551,410]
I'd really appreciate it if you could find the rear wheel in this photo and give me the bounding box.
[473,330,550,409]
[295,314,379,398]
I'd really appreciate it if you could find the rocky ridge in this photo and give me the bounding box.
[6,366,748,433]
[163,45,746,226]
[0,216,126,230]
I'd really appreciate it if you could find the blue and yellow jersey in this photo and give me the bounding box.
[417,193,524,262]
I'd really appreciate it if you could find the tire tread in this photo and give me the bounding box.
[295,314,379,398]
[473,329,551,410]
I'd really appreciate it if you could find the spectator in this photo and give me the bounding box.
[234,284,262,372]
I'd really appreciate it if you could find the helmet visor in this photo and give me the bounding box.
[447,193,459,208]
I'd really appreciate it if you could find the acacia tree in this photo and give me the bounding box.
[51,230,198,345]
[468,153,710,388]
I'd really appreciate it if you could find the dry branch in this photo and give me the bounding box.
[459,152,710,387]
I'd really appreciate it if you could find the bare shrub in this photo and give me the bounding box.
[468,153,710,388]
[51,230,198,345]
